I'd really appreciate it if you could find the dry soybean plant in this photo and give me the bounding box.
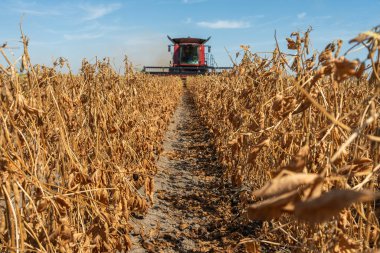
[0,32,182,252]
[188,26,380,252]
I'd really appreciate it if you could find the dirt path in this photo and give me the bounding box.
[130,89,257,253]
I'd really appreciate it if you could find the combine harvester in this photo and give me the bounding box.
[143,36,232,78]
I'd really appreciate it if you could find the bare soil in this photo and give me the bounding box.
[130,89,259,253]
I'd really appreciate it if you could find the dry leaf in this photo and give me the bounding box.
[295,189,379,223]
[252,172,321,199]
[247,189,301,220]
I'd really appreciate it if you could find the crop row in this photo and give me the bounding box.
[188,27,380,252]
[0,38,182,252]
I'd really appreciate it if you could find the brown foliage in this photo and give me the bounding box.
[0,38,182,252]
[189,25,380,251]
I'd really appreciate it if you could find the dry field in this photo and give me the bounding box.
[0,26,379,252]
[0,33,182,252]
[188,26,380,252]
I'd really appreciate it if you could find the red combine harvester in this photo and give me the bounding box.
[143,36,232,77]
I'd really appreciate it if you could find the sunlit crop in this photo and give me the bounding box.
[1,25,379,252]
[188,26,379,252]
[0,32,182,252]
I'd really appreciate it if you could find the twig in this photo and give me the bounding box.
[2,184,19,253]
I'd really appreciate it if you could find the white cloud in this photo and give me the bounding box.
[184,17,192,24]
[17,9,61,16]
[81,3,122,21]
[315,15,332,20]
[59,22,124,41]
[30,40,65,46]
[182,0,207,3]
[11,0,63,16]
[197,20,250,29]
[297,12,306,19]
[64,32,104,41]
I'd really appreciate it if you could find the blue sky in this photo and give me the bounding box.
[0,0,379,72]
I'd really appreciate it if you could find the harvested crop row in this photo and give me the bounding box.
[188,27,379,252]
[0,37,182,252]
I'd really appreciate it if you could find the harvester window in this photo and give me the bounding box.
[180,45,199,64]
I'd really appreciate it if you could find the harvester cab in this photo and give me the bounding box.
[143,36,231,77]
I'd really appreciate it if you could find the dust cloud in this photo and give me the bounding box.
[122,34,172,70]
